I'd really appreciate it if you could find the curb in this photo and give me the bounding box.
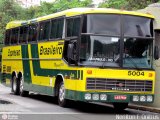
[128,104,160,113]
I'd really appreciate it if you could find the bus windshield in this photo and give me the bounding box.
[80,35,120,67]
[123,38,152,69]
[79,14,153,69]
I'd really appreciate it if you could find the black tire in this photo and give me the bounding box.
[113,103,128,111]
[19,76,29,97]
[11,75,20,95]
[58,81,68,107]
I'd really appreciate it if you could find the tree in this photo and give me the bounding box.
[0,0,92,42]
[32,0,92,17]
[99,0,160,10]
[0,0,27,42]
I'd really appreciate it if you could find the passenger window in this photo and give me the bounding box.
[11,28,19,44]
[50,18,64,39]
[67,17,80,37]
[19,26,28,44]
[38,21,50,41]
[5,30,11,45]
[28,23,38,42]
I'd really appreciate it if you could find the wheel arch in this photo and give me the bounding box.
[17,71,23,79]
[54,74,64,96]
[11,71,17,78]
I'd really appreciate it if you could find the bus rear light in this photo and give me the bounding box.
[148,73,153,77]
[87,70,92,74]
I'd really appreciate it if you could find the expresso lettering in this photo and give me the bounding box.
[40,45,62,55]
[8,49,21,56]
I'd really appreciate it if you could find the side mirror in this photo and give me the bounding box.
[154,46,159,60]
[67,42,77,64]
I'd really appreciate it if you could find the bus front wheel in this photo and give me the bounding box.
[58,81,68,107]
[113,103,128,111]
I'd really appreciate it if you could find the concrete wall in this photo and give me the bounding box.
[138,3,160,108]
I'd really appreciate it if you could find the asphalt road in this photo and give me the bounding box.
[0,84,159,120]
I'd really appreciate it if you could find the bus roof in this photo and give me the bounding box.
[6,8,155,29]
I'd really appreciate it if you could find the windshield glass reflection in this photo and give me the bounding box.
[123,38,153,69]
[79,35,120,67]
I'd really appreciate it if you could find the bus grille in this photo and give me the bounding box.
[86,78,152,92]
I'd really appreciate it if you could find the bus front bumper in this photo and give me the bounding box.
[65,90,154,103]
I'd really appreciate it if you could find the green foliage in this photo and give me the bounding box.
[99,0,127,9]
[99,0,160,10]
[0,0,159,43]
[33,0,92,17]
[0,0,92,42]
[0,0,27,42]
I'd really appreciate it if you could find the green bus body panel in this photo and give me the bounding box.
[21,43,82,95]
[1,43,154,103]
[22,45,32,84]
[30,44,82,78]
[24,84,54,96]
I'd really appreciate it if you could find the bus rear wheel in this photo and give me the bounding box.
[11,75,20,95]
[58,81,68,107]
[113,103,128,111]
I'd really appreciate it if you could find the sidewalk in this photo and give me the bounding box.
[128,104,160,113]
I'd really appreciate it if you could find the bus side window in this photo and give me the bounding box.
[5,30,11,45]
[66,17,80,37]
[50,18,64,40]
[11,28,19,45]
[19,26,28,44]
[28,23,38,42]
[38,20,50,41]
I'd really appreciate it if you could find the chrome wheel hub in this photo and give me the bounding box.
[20,77,23,93]
[59,83,65,102]
[13,76,16,91]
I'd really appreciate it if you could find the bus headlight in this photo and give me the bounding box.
[140,96,146,102]
[100,94,107,100]
[147,95,153,102]
[92,94,99,100]
[133,95,139,102]
[85,93,91,100]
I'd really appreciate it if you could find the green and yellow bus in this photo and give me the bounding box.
[1,8,157,110]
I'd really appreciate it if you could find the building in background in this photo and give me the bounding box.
[15,0,55,8]
[138,3,160,108]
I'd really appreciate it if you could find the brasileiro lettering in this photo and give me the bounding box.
[40,45,62,55]
[8,49,21,56]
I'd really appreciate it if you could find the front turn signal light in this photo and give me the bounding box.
[87,70,92,74]
[148,73,153,77]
